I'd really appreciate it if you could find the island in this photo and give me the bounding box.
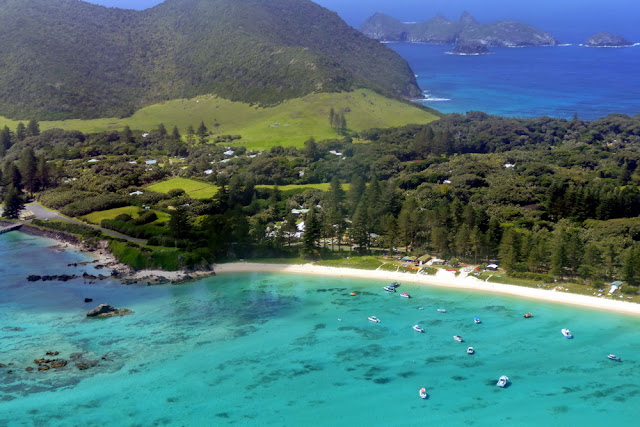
[450,42,493,55]
[583,32,634,47]
[360,11,559,47]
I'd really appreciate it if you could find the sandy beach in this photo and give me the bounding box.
[215,262,640,316]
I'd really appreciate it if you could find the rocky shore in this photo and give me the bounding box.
[3,221,215,287]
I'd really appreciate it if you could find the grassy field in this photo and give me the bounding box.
[0,89,439,150]
[256,183,350,192]
[147,177,219,199]
[82,206,170,224]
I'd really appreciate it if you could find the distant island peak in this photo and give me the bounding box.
[360,12,559,47]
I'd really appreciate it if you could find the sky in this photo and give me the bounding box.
[85,0,640,42]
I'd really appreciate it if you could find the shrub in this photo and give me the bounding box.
[38,189,98,209]
[60,194,129,217]
[32,219,101,238]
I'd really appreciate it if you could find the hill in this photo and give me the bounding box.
[0,89,439,150]
[360,11,559,47]
[0,0,421,120]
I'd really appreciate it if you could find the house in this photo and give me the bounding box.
[19,211,36,220]
[431,258,445,265]
[129,161,137,164]
[129,191,144,196]
[504,163,516,168]
[609,281,623,295]
[204,169,214,175]
[329,150,343,156]
[88,159,99,163]
[291,209,310,215]
[486,264,499,271]
[443,180,452,184]
[223,150,235,156]
[145,160,157,165]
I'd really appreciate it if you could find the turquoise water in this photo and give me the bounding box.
[389,43,640,120]
[2,232,640,425]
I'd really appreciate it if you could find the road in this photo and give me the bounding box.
[25,202,148,245]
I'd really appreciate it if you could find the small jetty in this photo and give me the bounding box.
[0,223,23,235]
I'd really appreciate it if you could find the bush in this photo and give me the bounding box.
[60,194,129,217]
[131,211,157,226]
[32,219,101,238]
[38,189,98,209]
[100,219,166,239]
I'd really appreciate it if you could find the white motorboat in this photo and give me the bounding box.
[400,292,411,298]
[474,317,481,324]
[608,354,622,362]
[368,316,381,323]
[467,347,475,354]
[419,387,428,399]
[496,375,509,388]
[413,325,424,333]
[383,286,397,293]
[561,328,573,339]
[453,335,464,342]
[437,308,447,312]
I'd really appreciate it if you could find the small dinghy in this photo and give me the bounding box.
[383,286,397,293]
[453,335,464,342]
[419,387,428,399]
[608,354,622,362]
[467,347,475,355]
[437,308,447,313]
[400,292,411,298]
[413,325,424,333]
[496,375,509,388]
[368,316,381,323]
[474,317,481,324]
[523,312,532,318]
[561,328,573,339]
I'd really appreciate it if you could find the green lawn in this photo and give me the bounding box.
[82,206,170,224]
[0,89,438,150]
[147,177,219,199]
[256,183,351,192]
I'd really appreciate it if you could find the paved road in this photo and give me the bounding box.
[25,202,148,245]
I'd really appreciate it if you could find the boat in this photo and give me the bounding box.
[368,316,381,323]
[383,286,397,293]
[608,354,622,362]
[419,387,428,399]
[400,292,411,298]
[496,375,509,388]
[561,328,573,339]
[523,312,532,318]
[391,282,401,287]
[413,325,424,333]
[453,335,464,342]
[467,347,475,354]
[437,308,447,312]
[474,317,481,324]
[350,292,356,296]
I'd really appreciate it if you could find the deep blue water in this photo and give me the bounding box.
[388,43,640,120]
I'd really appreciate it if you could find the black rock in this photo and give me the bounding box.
[451,42,492,55]
[27,275,42,282]
[84,298,93,303]
[584,32,633,47]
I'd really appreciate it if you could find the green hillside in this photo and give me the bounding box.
[0,90,438,150]
[0,0,421,120]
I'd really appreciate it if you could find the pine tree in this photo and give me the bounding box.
[621,246,637,285]
[498,228,520,273]
[16,123,26,141]
[197,121,208,144]
[185,125,195,145]
[171,126,181,142]
[346,175,365,216]
[7,164,22,191]
[550,228,567,277]
[37,155,49,190]
[168,207,190,238]
[2,185,24,218]
[351,201,370,253]
[329,107,335,128]
[19,147,38,195]
[157,123,167,137]
[121,125,133,143]
[26,119,40,137]
[302,206,321,256]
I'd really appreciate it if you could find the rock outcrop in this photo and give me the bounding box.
[86,304,132,318]
[584,32,633,47]
[451,42,492,55]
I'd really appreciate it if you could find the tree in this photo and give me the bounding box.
[329,107,335,128]
[185,125,195,145]
[37,155,50,190]
[19,147,38,195]
[498,228,520,273]
[301,206,321,256]
[27,119,40,137]
[282,212,298,247]
[197,121,208,144]
[303,137,319,161]
[2,185,24,219]
[171,126,181,142]
[0,126,12,155]
[351,201,370,253]
[157,123,167,138]
[550,228,567,277]
[168,207,190,238]
[6,164,22,192]
[121,125,133,143]
[16,123,26,141]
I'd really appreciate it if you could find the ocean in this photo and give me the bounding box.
[2,232,640,425]
[388,43,640,120]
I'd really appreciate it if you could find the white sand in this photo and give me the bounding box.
[214,262,640,316]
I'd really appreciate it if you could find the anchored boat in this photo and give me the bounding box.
[419,387,428,399]
[496,375,509,388]
[413,325,424,333]
[368,316,381,323]
[561,328,573,339]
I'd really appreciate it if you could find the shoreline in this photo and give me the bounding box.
[214,262,640,316]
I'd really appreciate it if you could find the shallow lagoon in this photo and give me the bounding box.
[2,233,639,426]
